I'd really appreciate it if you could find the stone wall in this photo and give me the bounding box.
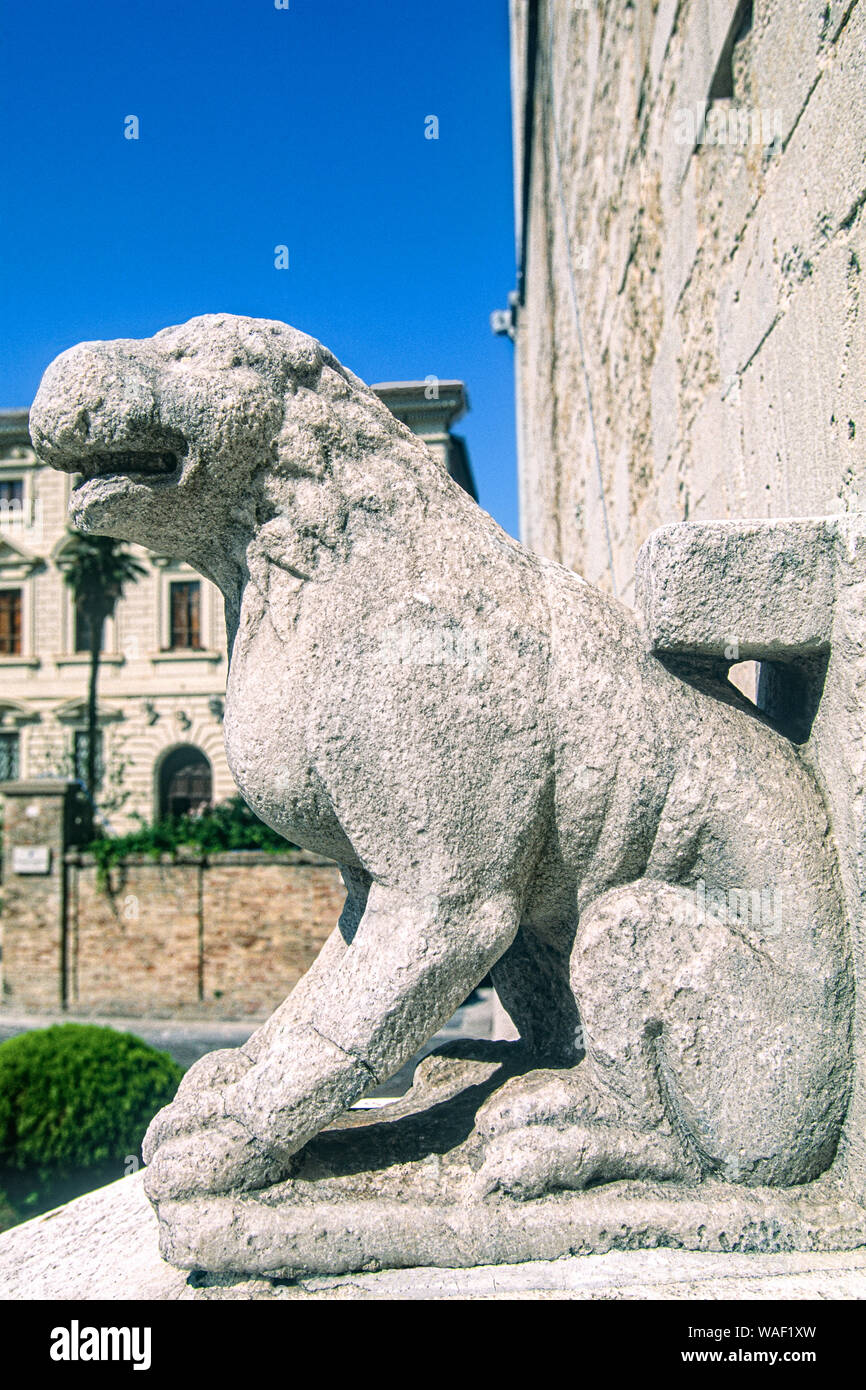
[511,0,866,605]
[64,852,345,1019]
[0,781,75,1013]
[2,834,345,1019]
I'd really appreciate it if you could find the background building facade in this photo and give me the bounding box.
[0,382,474,831]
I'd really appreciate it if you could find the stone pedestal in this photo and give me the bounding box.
[1,1169,865,1300]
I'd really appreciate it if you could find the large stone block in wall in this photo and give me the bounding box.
[510,0,866,597]
[636,518,837,659]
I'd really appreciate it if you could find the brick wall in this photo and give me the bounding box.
[0,782,71,1013]
[200,856,345,1016]
[5,847,345,1020]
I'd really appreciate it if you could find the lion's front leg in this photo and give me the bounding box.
[142,867,369,1196]
[144,881,520,1202]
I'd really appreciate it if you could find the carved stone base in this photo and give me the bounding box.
[151,1044,866,1279]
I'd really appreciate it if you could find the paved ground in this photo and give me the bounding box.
[0,988,517,1092]
[0,1012,258,1072]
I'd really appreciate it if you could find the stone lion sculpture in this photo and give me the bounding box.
[30,315,853,1264]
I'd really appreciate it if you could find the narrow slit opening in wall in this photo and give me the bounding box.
[727,660,759,706]
[728,656,829,745]
[754,655,829,746]
[707,0,754,103]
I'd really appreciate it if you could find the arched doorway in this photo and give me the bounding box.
[158,746,212,819]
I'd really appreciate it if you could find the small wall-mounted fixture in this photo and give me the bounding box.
[490,291,520,341]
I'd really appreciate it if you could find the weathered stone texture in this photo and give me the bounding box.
[512,0,866,603]
[2,1169,866,1299]
[0,390,473,836]
[28,313,861,1272]
[636,513,866,1215]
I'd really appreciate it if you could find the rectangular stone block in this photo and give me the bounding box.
[636,518,837,659]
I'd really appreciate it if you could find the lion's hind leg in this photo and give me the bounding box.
[574,880,848,1186]
[475,1075,692,1199]
[476,878,840,1200]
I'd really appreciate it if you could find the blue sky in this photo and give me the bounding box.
[0,0,519,535]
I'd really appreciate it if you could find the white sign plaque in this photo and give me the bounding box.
[12,845,51,875]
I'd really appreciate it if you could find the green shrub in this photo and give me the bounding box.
[0,1023,182,1177]
[88,795,296,881]
[0,1189,16,1234]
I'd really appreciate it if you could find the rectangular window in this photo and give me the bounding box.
[73,729,104,790]
[0,479,24,512]
[169,581,201,650]
[0,589,22,655]
[0,731,19,779]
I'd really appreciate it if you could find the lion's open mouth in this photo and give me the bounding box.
[71,449,180,482]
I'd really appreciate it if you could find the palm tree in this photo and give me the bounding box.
[61,531,147,802]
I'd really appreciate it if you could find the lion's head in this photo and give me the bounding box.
[30,314,438,599]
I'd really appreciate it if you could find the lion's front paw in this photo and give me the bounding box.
[142,1047,253,1165]
[143,1116,291,1203]
[141,1045,296,1200]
